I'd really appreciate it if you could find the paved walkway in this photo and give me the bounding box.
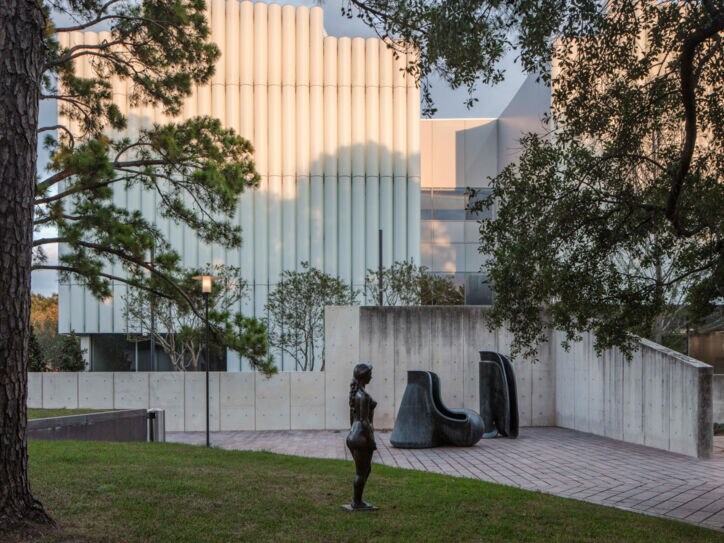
[168,428,724,532]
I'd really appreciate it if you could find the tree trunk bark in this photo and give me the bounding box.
[0,0,55,530]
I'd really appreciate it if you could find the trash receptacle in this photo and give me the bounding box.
[147,409,166,442]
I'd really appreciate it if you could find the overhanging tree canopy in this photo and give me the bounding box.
[349,0,723,358]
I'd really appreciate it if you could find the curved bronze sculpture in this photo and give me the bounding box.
[479,351,519,438]
[390,370,485,448]
[343,363,379,512]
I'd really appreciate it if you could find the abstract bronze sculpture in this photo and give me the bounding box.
[343,363,379,512]
[479,351,519,438]
[390,370,485,448]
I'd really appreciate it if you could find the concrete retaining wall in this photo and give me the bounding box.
[27,409,148,442]
[555,334,713,458]
[326,306,556,430]
[28,371,326,433]
[327,306,712,457]
[29,306,713,457]
[715,375,724,425]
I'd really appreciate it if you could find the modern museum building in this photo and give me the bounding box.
[56,1,550,371]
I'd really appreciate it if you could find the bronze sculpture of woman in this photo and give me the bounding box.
[344,363,378,511]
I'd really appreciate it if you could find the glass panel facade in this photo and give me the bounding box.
[434,189,467,220]
[420,187,495,304]
[90,334,226,372]
[421,189,434,220]
[465,273,494,305]
[419,188,493,221]
[91,334,135,371]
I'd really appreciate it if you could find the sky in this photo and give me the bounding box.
[31,0,529,297]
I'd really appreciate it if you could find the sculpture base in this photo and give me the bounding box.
[341,503,379,512]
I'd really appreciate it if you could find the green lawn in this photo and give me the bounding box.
[27,409,110,420]
[14,441,720,542]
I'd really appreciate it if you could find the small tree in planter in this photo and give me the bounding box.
[266,263,359,371]
[125,264,275,374]
[365,261,464,306]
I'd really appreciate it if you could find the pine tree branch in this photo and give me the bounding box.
[36,158,168,204]
[35,178,118,205]
[33,213,82,226]
[37,238,217,329]
[32,237,65,247]
[32,264,167,299]
[36,170,74,194]
[37,124,76,150]
[53,0,124,33]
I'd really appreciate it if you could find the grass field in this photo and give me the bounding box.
[12,441,720,542]
[27,409,110,420]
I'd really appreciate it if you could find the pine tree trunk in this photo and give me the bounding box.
[0,0,55,530]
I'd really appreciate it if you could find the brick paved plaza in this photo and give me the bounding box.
[168,428,724,531]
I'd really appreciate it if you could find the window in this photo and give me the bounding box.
[420,188,494,221]
[434,188,467,220]
[421,189,434,219]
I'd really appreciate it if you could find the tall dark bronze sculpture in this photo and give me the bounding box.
[343,363,379,512]
[479,351,519,438]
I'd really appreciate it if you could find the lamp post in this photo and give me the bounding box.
[149,245,156,372]
[143,244,157,372]
[192,274,217,448]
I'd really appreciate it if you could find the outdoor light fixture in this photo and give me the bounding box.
[192,274,219,447]
[194,275,214,294]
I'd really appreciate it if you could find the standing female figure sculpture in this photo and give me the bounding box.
[344,363,378,511]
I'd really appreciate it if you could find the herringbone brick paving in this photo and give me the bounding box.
[168,428,724,531]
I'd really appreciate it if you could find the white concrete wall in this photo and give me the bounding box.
[496,74,551,170]
[330,306,712,457]
[420,118,498,190]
